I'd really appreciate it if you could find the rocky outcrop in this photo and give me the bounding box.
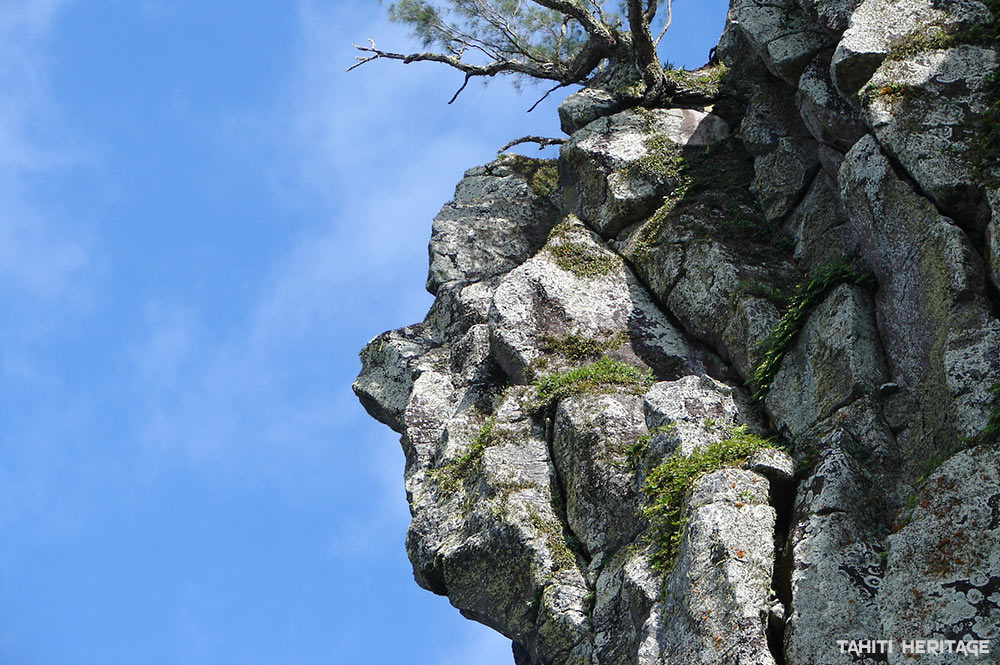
[354,0,1000,663]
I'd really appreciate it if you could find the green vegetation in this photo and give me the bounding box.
[749,258,876,401]
[539,331,629,362]
[548,242,621,278]
[861,81,914,103]
[627,133,685,183]
[731,278,790,307]
[642,426,777,571]
[500,154,559,198]
[626,423,677,470]
[530,356,655,413]
[432,417,506,494]
[662,63,729,97]
[629,138,771,257]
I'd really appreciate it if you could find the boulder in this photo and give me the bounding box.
[560,108,730,237]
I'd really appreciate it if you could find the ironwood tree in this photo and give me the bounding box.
[349,0,677,108]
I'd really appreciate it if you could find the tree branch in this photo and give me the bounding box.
[654,0,673,47]
[498,135,567,152]
[348,40,568,82]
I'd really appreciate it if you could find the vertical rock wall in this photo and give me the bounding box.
[354,1,1000,663]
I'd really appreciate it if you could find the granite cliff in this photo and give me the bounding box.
[354,0,1000,662]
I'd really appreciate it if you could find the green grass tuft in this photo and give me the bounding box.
[530,356,654,413]
[642,426,777,572]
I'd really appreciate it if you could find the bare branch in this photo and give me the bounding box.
[448,73,472,103]
[498,135,567,152]
[527,80,569,112]
[348,40,569,83]
[654,0,673,47]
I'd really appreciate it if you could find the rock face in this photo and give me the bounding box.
[354,0,1000,663]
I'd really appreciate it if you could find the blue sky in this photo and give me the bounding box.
[0,1,728,663]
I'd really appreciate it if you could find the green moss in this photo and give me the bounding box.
[886,20,996,62]
[498,154,559,198]
[548,242,620,277]
[861,81,916,103]
[627,133,685,183]
[629,138,771,257]
[731,278,790,307]
[433,417,506,494]
[530,356,655,413]
[642,426,778,571]
[662,63,729,97]
[539,331,629,362]
[749,257,875,401]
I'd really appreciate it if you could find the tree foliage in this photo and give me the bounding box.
[350,0,676,105]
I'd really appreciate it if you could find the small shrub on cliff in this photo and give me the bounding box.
[530,356,654,413]
[749,258,875,401]
[433,417,505,494]
[642,426,777,572]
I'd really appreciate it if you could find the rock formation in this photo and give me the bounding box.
[354,0,1000,662]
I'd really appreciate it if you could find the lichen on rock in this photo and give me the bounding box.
[353,0,1000,662]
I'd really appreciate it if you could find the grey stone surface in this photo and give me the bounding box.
[766,284,888,436]
[831,0,993,97]
[733,0,830,84]
[560,108,730,238]
[881,445,1000,662]
[863,45,997,229]
[784,171,855,270]
[751,137,821,222]
[489,217,717,384]
[428,155,558,294]
[839,135,1000,473]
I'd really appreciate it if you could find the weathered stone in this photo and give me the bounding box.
[354,323,445,434]
[798,0,862,33]
[881,445,1000,658]
[751,137,821,221]
[831,0,993,97]
[739,76,813,157]
[839,135,1000,474]
[665,240,792,378]
[989,189,1000,293]
[560,108,730,237]
[489,217,718,383]
[644,467,777,665]
[784,172,855,271]
[644,375,765,457]
[552,393,646,555]
[796,50,866,149]
[784,443,888,665]
[733,0,830,84]
[558,87,627,135]
[863,45,996,229]
[766,284,888,436]
[428,155,558,294]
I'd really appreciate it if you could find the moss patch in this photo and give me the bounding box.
[530,356,654,413]
[662,63,729,97]
[749,258,876,401]
[629,138,771,257]
[547,242,621,277]
[539,331,629,362]
[642,426,778,572]
[433,417,507,494]
[627,133,685,183]
[499,153,560,198]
